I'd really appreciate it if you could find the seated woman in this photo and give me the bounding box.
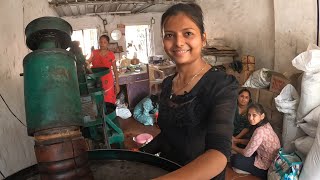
[133,95,159,126]
[233,88,251,141]
[231,103,280,180]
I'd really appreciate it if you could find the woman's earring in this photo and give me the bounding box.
[202,41,206,47]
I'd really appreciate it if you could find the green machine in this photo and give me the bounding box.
[24,17,82,135]
[23,16,94,179]
[69,41,88,96]
[72,62,124,148]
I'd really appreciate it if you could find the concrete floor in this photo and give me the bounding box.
[118,117,261,180]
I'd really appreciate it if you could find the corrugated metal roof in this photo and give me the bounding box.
[48,0,196,17]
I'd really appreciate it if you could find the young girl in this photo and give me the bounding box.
[86,35,120,104]
[140,3,238,180]
[231,103,280,180]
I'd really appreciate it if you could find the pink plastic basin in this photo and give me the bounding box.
[133,133,153,145]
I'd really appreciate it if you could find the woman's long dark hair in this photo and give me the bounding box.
[247,103,269,134]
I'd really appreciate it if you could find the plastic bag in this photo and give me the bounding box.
[294,136,315,156]
[274,84,299,114]
[116,107,132,119]
[299,118,320,180]
[242,68,271,88]
[292,49,320,73]
[268,148,303,180]
[301,105,320,126]
[292,48,320,122]
[275,84,303,153]
[298,123,317,138]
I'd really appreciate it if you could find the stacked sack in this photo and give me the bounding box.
[274,84,302,153]
[291,45,320,179]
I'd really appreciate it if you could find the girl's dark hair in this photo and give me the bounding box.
[238,88,252,104]
[99,35,110,43]
[247,103,269,133]
[161,3,205,35]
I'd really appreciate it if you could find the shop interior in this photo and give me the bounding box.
[0,0,320,179]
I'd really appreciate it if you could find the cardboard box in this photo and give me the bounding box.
[289,73,303,95]
[258,89,278,111]
[272,127,283,144]
[224,64,241,84]
[263,107,272,121]
[240,70,254,85]
[241,55,255,64]
[269,74,290,94]
[242,63,255,71]
[247,87,259,103]
[262,107,283,143]
[224,63,254,85]
[270,110,284,128]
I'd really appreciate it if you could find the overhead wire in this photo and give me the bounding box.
[317,0,319,45]
[0,94,26,127]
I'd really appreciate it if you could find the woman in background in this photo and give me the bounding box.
[86,35,120,104]
[140,3,238,180]
[231,103,280,180]
[233,88,252,145]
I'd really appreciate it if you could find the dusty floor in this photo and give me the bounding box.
[118,117,261,180]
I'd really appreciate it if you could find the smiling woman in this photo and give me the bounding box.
[139,3,239,180]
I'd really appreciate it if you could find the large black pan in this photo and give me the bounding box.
[5,149,181,180]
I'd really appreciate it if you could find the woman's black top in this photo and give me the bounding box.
[140,67,238,180]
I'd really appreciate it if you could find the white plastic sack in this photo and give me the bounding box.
[116,107,132,119]
[275,85,303,153]
[298,123,317,138]
[274,84,299,114]
[302,105,320,126]
[281,114,305,153]
[296,73,320,122]
[292,49,320,122]
[242,68,271,88]
[294,136,315,156]
[299,119,320,180]
[292,49,320,73]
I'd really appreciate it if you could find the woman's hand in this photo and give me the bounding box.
[232,136,239,145]
[151,150,227,180]
[85,61,93,74]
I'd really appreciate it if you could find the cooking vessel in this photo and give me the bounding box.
[5,149,181,180]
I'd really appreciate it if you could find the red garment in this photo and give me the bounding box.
[91,50,116,104]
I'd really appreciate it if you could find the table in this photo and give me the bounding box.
[118,70,149,109]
